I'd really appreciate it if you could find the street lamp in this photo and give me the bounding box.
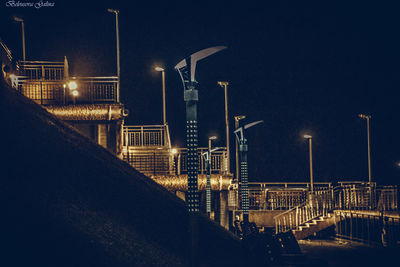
[217,81,230,174]
[203,136,217,217]
[13,16,26,62]
[303,134,314,194]
[175,46,226,267]
[234,115,246,181]
[175,46,227,213]
[107,8,120,103]
[359,114,372,184]
[234,120,263,224]
[155,66,166,125]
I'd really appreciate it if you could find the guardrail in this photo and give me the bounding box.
[18,60,65,80]
[123,125,170,148]
[335,210,400,247]
[14,76,118,104]
[174,147,228,175]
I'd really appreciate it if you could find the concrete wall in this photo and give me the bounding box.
[233,210,285,228]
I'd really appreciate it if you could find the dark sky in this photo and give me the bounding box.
[1,1,400,184]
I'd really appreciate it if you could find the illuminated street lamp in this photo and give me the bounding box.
[234,115,246,181]
[234,120,263,223]
[175,46,227,213]
[217,81,230,174]
[107,8,120,103]
[155,66,166,125]
[303,134,314,194]
[202,136,218,217]
[13,16,26,62]
[359,114,372,184]
[175,46,226,267]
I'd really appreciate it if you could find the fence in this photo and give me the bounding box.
[334,185,398,211]
[18,60,65,80]
[335,211,400,246]
[274,196,330,234]
[175,147,227,175]
[14,76,118,104]
[123,125,170,148]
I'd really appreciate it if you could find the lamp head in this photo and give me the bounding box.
[303,134,312,139]
[209,136,217,141]
[235,115,246,121]
[155,66,164,72]
[217,81,229,87]
[359,114,371,119]
[13,16,23,22]
[107,9,119,14]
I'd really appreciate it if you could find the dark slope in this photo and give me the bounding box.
[0,77,246,266]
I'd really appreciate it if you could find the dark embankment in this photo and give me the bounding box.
[0,75,249,266]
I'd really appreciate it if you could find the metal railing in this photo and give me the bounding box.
[274,190,331,234]
[122,147,228,176]
[174,147,228,175]
[334,185,398,211]
[71,76,117,103]
[123,149,174,176]
[335,211,400,246]
[14,76,118,104]
[228,182,332,211]
[123,125,170,148]
[17,60,65,80]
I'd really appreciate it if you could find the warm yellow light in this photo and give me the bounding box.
[209,136,217,140]
[123,148,127,153]
[155,66,164,72]
[68,81,78,90]
[171,148,178,154]
[303,134,312,139]
[72,90,79,97]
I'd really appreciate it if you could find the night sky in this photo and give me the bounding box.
[1,1,399,184]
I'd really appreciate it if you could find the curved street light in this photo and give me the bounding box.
[155,66,166,125]
[217,81,230,174]
[13,16,26,61]
[359,114,372,184]
[107,9,120,103]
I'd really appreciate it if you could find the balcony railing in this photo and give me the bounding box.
[13,76,118,104]
[17,60,66,80]
[123,125,171,148]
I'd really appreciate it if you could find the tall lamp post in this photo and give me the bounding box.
[107,9,120,103]
[359,114,372,184]
[13,16,25,62]
[303,134,314,195]
[234,120,263,224]
[155,66,167,125]
[217,81,230,174]
[175,46,227,213]
[175,46,226,267]
[234,115,246,181]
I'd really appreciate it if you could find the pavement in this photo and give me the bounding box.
[288,239,400,267]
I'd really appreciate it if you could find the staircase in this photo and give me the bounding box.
[292,213,335,239]
[275,192,335,240]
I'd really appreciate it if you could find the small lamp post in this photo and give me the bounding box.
[155,67,167,125]
[217,81,230,174]
[107,9,120,103]
[359,114,372,184]
[13,16,26,62]
[303,134,314,195]
[202,136,218,217]
[234,115,246,181]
